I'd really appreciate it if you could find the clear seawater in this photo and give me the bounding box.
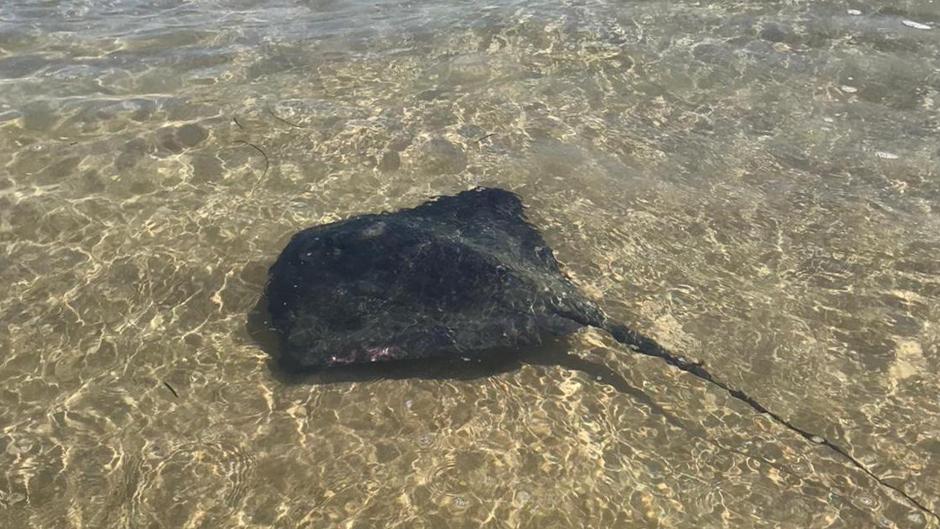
[1,1,939,527]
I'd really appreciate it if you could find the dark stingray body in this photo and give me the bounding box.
[266,188,606,368]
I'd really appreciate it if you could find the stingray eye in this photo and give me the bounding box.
[299,245,328,265]
[360,221,386,238]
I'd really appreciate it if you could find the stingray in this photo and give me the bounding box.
[266,187,648,368]
[261,187,937,521]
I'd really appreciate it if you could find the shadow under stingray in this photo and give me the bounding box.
[246,293,682,427]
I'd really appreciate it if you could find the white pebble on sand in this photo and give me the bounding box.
[902,20,932,30]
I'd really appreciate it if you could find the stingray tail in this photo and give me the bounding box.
[601,321,940,523]
[605,324,767,410]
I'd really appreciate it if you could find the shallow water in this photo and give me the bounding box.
[1,0,939,527]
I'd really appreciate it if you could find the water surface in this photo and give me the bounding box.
[1,0,939,527]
